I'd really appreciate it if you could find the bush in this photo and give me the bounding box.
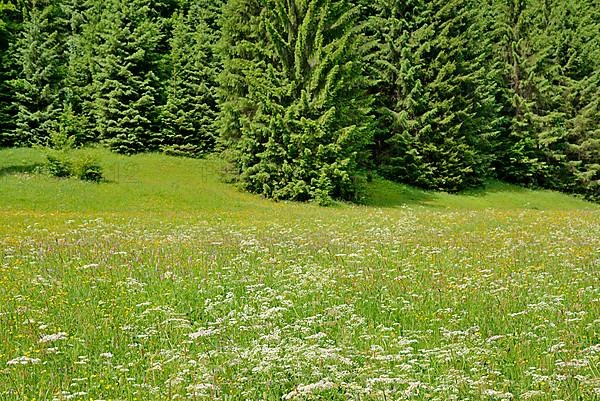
[73,155,104,182]
[46,153,73,178]
[48,130,76,152]
[42,128,104,182]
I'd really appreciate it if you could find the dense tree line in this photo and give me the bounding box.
[0,0,598,202]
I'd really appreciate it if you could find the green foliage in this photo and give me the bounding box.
[44,128,75,178]
[160,144,205,158]
[368,0,500,192]
[10,0,63,146]
[43,129,104,181]
[91,0,163,154]
[60,0,99,145]
[0,0,598,203]
[72,153,104,181]
[219,0,374,203]
[47,128,76,151]
[46,152,73,177]
[0,0,18,145]
[489,0,600,200]
[45,151,104,181]
[160,2,220,156]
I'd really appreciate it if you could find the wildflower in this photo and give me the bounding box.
[39,332,68,343]
[7,356,41,365]
[282,379,336,400]
[188,328,218,339]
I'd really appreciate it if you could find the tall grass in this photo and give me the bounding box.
[0,148,598,400]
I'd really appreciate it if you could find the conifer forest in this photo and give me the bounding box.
[1,0,599,202]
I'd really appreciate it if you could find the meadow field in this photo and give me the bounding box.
[0,148,599,400]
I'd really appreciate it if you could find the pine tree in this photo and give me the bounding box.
[91,0,163,154]
[488,0,555,186]
[0,0,19,145]
[9,0,63,146]
[370,0,499,192]
[490,0,599,199]
[219,0,373,203]
[60,0,100,144]
[160,1,220,156]
[544,0,599,200]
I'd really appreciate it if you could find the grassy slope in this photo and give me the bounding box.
[0,147,595,215]
[0,148,599,400]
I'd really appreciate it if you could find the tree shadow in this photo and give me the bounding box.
[364,178,439,208]
[0,163,45,178]
[460,180,529,197]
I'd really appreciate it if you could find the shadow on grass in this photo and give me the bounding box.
[0,163,45,178]
[460,180,529,196]
[364,178,537,209]
[364,178,439,208]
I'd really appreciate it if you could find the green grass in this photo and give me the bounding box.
[0,147,598,400]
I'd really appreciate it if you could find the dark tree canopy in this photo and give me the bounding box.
[0,0,597,201]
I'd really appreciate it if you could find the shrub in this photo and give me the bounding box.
[73,154,104,182]
[46,153,73,178]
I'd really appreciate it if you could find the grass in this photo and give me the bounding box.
[0,147,598,400]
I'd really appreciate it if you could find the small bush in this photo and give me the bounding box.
[46,153,73,178]
[45,148,104,182]
[73,155,104,182]
[48,130,76,152]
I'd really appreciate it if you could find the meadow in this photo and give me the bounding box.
[0,148,599,400]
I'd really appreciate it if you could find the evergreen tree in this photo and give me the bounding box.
[490,0,599,199]
[370,0,499,192]
[489,0,557,186]
[219,0,373,203]
[160,1,221,156]
[91,0,163,154]
[544,0,599,200]
[0,0,19,145]
[9,0,63,146]
[59,0,100,144]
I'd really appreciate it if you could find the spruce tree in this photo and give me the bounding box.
[0,0,18,145]
[490,0,599,199]
[91,0,163,154]
[545,0,599,200]
[10,0,63,146]
[59,0,100,144]
[160,1,220,156]
[219,0,373,203]
[369,0,499,192]
[489,0,556,186]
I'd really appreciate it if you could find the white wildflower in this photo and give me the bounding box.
[189,327,218,339]
[282,379,336,400]
[483,389,514,399]
[7,356,42,365]
[39,332,68,343]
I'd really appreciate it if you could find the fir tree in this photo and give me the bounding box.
[91,0,163,154]
[490,0,599,199]
[219,0,373,203]
[370,0,500,192]
[0,0,18,145]
[10,0,63,146]
[489,0,554,186]
[60,0,100,144]
[544,0,599,200]
[160,1,220,156]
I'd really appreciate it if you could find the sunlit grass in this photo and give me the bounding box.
[0,148,598,400]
